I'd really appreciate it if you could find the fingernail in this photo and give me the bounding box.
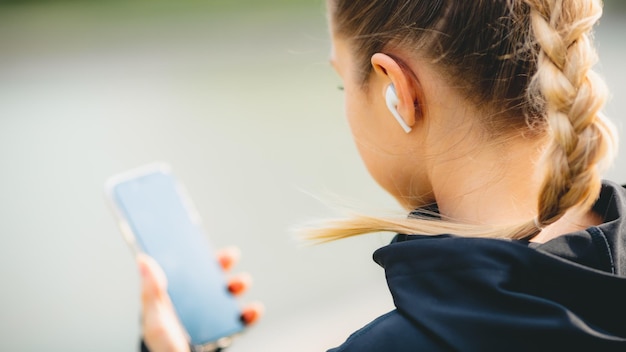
[241,310,257,325]
[219,256,232,270]
[228,281,244,294]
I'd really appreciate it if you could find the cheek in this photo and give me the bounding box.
[343,90,432,207]
[343,90,399,193]
[344,90,378,167]
[344,88,383,146]
[343,89,363,135]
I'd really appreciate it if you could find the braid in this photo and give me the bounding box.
[525,0,617,230]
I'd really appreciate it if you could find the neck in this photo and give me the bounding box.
[428,137,544,226]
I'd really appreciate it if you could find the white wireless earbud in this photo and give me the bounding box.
[385,84,412,133]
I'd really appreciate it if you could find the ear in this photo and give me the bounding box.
[371,53,422,131]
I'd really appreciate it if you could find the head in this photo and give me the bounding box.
[322,0,617,240]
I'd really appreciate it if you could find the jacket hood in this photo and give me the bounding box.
[373,180,626,351]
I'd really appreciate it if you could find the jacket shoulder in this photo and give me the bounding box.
[327,310,448,352]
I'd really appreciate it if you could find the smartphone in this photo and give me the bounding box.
[105,163,244,349]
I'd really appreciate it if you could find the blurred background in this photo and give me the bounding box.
[0,1,624,351]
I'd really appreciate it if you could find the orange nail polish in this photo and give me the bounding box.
[228,281,244,294]
[219,256,232,270]
[241,310,257,325]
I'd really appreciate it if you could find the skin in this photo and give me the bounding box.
[140,9,604,352]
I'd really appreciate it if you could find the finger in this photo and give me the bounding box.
[227,272,252,296]
[241,302,264,326]
[217,246,241,271]
[137,253,168,302]
[137,254,189,352]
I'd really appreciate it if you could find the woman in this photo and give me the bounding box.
[140,0,626,350]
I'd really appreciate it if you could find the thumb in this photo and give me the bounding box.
[137,254,190,352]
[137,253,168,303]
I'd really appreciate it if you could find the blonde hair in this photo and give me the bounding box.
[306,0,617,243]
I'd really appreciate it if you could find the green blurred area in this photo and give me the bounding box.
[0,0,320,10]
[0,0,325,38]
[603,0,626,13]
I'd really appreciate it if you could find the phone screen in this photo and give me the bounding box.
[107,165,244,347]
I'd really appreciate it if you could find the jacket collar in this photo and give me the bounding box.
[373,180,626,347]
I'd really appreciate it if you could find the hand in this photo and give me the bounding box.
[138,247,263,352]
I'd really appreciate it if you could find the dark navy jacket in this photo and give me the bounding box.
[328,181,626,351]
